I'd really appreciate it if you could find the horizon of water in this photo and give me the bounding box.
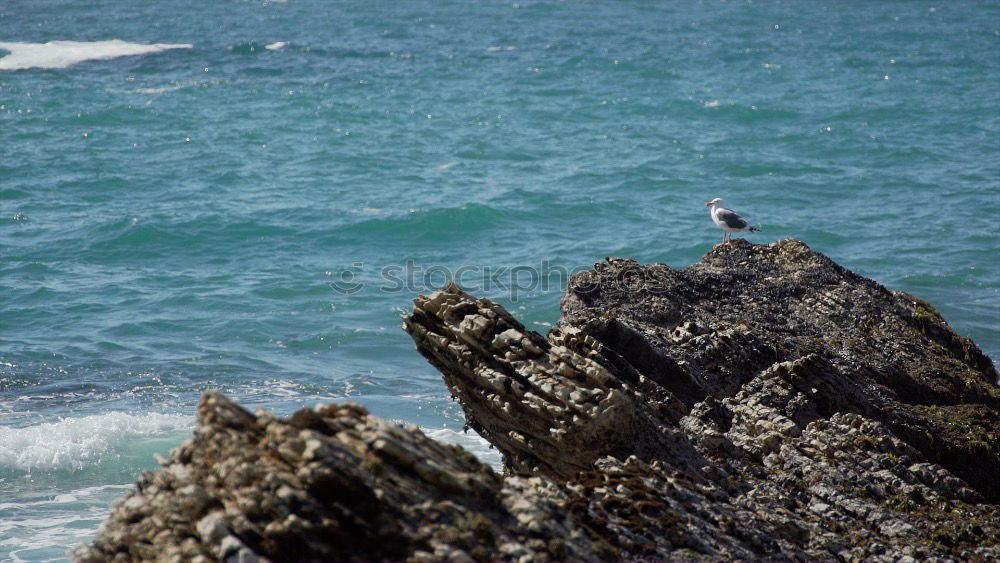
[2,1,998,561]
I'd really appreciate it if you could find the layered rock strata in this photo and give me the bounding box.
[80,239,999,562]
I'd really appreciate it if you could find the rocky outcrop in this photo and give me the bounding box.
[77,391,612,563]
[80,239,999,562]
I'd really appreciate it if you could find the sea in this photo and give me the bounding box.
[1,1,998,560]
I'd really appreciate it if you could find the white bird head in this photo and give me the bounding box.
[705,197,725,207]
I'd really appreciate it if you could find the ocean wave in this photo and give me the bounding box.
[227,40,289,55]
[0,412,191,472]
[335,203,512,245]
[0,39,192,71]
[131,84,187,95]
[0,483,134,563]
[0,483,132,512]
[228,41,266,55]
[422,427,502,470]
[80,215,303,262]
[698,99,801,121]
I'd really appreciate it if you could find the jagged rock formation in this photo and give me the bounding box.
[78,391,610,563]
[80,239,999,562]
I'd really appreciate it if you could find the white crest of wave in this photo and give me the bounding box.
[132,84,186,95]
[265,41,289,51]
[0,412,191,472]
[422,427,503,470]
[0,39,192,70]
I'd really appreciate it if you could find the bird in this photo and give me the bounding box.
[706,197,760,245]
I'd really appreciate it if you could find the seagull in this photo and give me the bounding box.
[706,197,760,245]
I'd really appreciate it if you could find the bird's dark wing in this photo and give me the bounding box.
[716,208,748,229]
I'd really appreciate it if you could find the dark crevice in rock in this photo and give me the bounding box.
[578,317,706,407]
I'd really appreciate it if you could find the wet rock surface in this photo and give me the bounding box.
[81,239,999,562]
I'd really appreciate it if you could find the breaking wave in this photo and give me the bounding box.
[0,39,192,70]
[0,412,191,472]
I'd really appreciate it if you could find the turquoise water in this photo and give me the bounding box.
[2,1,998,560]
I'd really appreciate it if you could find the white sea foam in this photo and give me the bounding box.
[0,40,192,71]
[0,483,133,562]
[423,427,503,470]
[0,484,132,512]
[132,84,186,94]
[265,41,289,51]
[0,412,191,472]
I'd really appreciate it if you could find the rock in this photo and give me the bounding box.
[402,239,999,560]
[78,239,1000,562]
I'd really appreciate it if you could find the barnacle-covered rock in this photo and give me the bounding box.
[81,239,999,562]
